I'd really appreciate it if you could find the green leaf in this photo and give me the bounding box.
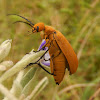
[24,77,49,100]
[21,67,37,88]
[21,68,40,96]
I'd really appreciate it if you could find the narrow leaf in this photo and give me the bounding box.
[0,50,45,83]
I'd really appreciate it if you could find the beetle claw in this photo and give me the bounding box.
[33,50,39,53]
[69,71,72,75]
[51,73,56,76]
[56,82,59,85]
[26,52,29,54]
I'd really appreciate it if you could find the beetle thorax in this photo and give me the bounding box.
[44,26,55,36]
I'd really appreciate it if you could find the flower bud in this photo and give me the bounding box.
[38,39,50,68]
[0,65,6,71]
[0,39,12,62]
[0,61,13,70]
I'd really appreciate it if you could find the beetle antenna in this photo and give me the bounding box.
[13,21,33,27]
[7,14,34,26]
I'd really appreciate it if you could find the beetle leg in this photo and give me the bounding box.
[43,56,50,61]
[36,40,54,62]
[43,42,61,62]
[34,32,56,53]
[25,62,55,75]
[33,40,51,52]
[25,48,49,69]
[51,50,61,60]
[37,63,55,75]
[35,45,50,62]
[26,40,53,67]
[25,40,56,75]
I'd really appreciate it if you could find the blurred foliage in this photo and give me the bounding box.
[0,0,100,100]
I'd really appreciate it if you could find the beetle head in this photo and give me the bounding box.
[32,22,45,33]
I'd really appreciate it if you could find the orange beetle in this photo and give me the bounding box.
[9,14,78,85]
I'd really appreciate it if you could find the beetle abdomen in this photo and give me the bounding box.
[50,52,68,85]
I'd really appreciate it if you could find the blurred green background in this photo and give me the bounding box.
[0,0,100,100]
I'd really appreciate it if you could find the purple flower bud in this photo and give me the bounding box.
[38,39,50,67]
[38,40,47,50]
